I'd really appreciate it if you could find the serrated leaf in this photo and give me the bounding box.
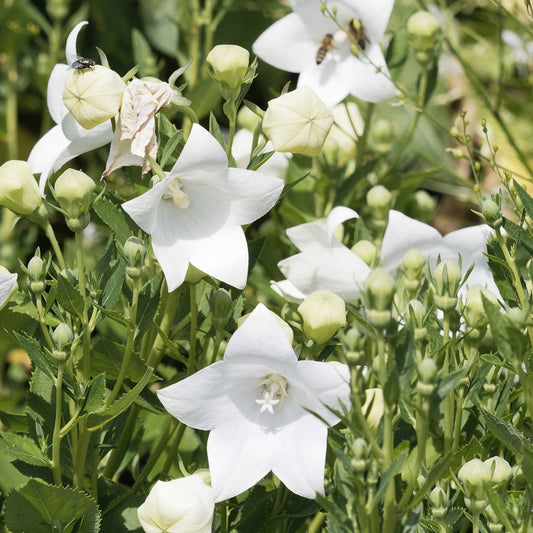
[438,362,471,400]
[135,272,164,339]
[86,368,153,431]
[371,447,409,508]
[12,331,55,380]
[57,273,84,319]
[4,479,100,533]
[486,238,519,306]
[99,258,126,310]
[483,482,515,531]
[502,217,533,255]
[92,338,147,381]
[513,180,533,221]
[94,194,132,245]
[0,412,28,433]
[0,433,48,467]
[81,373,106,415]
[482,409,532,458]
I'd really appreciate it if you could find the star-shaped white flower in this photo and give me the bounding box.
[380,209,500,297]
[273,208,499,303]
[157,303,350,501]
[253,0,396,107]
[272,206,371,302]
[28,21,113,193]
[122,124,284,291]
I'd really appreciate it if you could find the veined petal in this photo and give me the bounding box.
[278,247,370,301]
[0,273,17,307]
[208,419,274,502]
[298,62,351,108]
[286,220,330,251]
[157,362,229,430]
[225,168,283,225]
[224,303,297,365]
[122,179,169,234]
[66,21,88,66]
[253,14,317,74]
[270,414,328,498]
[346,0,394,43]
[169,124,228,178]
[381,210,443,274]
[345,45,396,103]
[326,206,359,243]
[186,223,249,289]
[442,224,492,267]
[270,279,307,303]
[151,237,190,292]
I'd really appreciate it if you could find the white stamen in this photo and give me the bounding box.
[163,178,190,209]
[255,373,289,414]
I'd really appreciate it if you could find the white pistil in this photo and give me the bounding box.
[255,373,289,414]
[163,178,190,209]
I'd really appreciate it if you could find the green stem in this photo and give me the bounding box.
[44,222,67,271]
[355,102,375,170]
[308,512,326,533]
[51,362,64,485]
[36,297,54,350]
[5,54,18,160]
[443,314,454,454]
[188,283,198,374]
[75,229,91,383]
[105,278,141,407]
[225,101,237,160]
[472,512,480,533]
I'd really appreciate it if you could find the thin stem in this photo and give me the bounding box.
[4,54,18,159]
[75,229,91,383]
[355,102,375,170]
[442,314,454,454]
[36,297,54,350]
[51,362,64,485]
[308,512,326,533]
[188,283,198,374]
[43,222,67,271]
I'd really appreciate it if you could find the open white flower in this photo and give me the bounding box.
[380,210,499,297]
[28,21,113,193]
[102,78,175,179]
[137,475,214,533]
[253,0,396,107]
[0,267,18,310]
[122,124,284,291]
[272,206,371,302]
[158,304,350,501]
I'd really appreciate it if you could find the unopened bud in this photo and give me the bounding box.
[410,190,436,223]
[402,249,426,281]
[206,44,250,93]
[298,290,346,344]
[365,268,395,312]
[458,458,491,501]
[55,168,96,221]
[351,240,377,266]
[485,456,512,486]
[432,259,462,311]
[417,358,438,383]
[211,288,232,330]
[0,160,44,217]
[407,11,441,64]
[123,236,146,268]
[362,388,384,432]
[27,256,46,281]
[366,185,391,220]
[481,197,502,229]
[372,119,395,154]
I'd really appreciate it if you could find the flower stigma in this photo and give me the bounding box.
[163,178,190,209]
[255,373,289,414]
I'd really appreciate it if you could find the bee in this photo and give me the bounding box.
[347,19,368,51]
[316,33,334,65]
[71,57,95,70]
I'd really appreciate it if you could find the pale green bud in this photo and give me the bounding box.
[298,290,346,344]
[0,160,43,216]
[429,486,448,517]
[407,11,441,63]
[55,168,96,220]
[365,268,395,312]
[464,285,498,327]
[27,256,46,281]
[362,388,384,432]
[262,86,334,156]
[211,288,232,330]
[63,65,126,129]
[206,44,250,91]
[402,249,426,281]
[237,106,261,131]
[432,259,462,311]
[458,458,492,500]
[481,197,502,229]
[123,236,146,268]
[366,185,391,219]
[485,456,512,486]
[417,358,438,383]
[52,323,74,350]
[411,190,436,223]
[372,119,395,154]
[351,240,377,266]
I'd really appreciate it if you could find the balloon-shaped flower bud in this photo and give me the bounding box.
[407,11,441,64]
[298,290,346,344]
[211,288,233,330]
[485,456,512,487]
[367,185,392,220]
[408,299,427,341]
[411,190,436,223]
[403,249,426,281]
[262,86,334,156]
[123,236,147,268]
[63,66,126,130]
[417,358,438,396]
[206,44,250,97]
[432,259,462,311]
[463,284,498,329]
[364,268,395,328]
[55,168,96,220]
[0,160,44,217]
[481,196,502,229]
[27,255,47,295]
[52,323,74,362]
[372,119,395,154]
[137,475,215,533]
[429,486,448,518]
[352,240,377,266]
[458,458,491,509]
[362,388,384,432]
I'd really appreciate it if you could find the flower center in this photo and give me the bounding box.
[255,373,289,415]
[162,178,190,209]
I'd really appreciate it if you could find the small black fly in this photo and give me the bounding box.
[71,57,95,70]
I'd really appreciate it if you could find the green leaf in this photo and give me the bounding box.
[0,412,28,433]
[99,258,126,310]
[371,446,409,508]
[86,368,153,431]
[0,433,48,467]
[57,272,84,319]
[131,27,159,79]
[135,272,164,339]
[91,338,146,380]
[513,180,533,221]
[93,194,133,245]
[81,374,106,415]
[189,77,221,120]
[247,236,266,276]
[139,0,179,57]
[482,409,531,458]
[502,217,533,255]
[159,127,184,169]
[438,362,471,400]
[483,482,515,532]
[4,479,100,533]
[486,237,519,307]
[12,331,55,381]
[334,159,378,206]
[208,112,227,152]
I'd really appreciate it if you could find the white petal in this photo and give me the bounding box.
[346,0,394,43]
[345,45,396,103]
[270,279,307,303]
[122,179,168,234]
[65,21,88,66]
[47,64,70,125]
[381,210,443,275]
[225,168,284,225]
[157,362,229,430]
[442,224,492,267]
[270,414,328,499]
[253,14,318,74]
[278,247,370,301]
[208,419,273,501]
[151,237,191,291]
[102,127,144,178]
[224,303,297,365]
[0,273,17,307]
[186,223,249,289]
[326,206,359,242]
[298,62,351,108]
[286,219,330,252]
[169,124,228,178]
